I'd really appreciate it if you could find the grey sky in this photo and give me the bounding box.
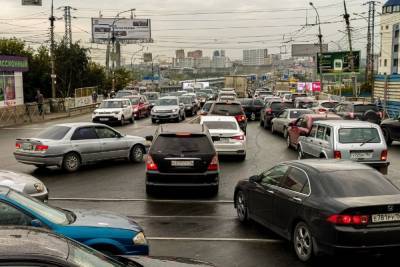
[0,0,376,64]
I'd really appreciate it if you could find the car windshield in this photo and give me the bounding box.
[240,99,253,105]
[271,102,294,111]
[159,98,178,106]
[8,190,69,225]
[290,110,312,119]
[180,97,192,104]
[144,93,158,100]
[354,104,378,113]
[203,121,238,130]
[200,90,213,94]
[152,135,214,155]
[128,98,139,105]
[320,170,399,198]
[100,101,123,109]
[36,126,70,140]
[321,102,338,108]
[211,103,242,115]
[338,128,381,143]
[115,91,134,98]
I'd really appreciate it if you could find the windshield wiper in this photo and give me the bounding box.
[360,137,378,146]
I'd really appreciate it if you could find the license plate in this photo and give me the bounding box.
[218,138,230,143]
[372,213,400,223]
[350,152,373,159]
[22,143,33,150]
[100,118,109,121]
[171,160,194,167]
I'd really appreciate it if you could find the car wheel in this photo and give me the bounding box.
[283,127,288,138]
[130,145,144,163]
[297,146,304,160]
[271,123,276,134]
[235,190,249,222]
[120,116,125,126]
[293,222,314,262]
[151,118,157,124]
[129,117,134,123]
[238,154,246,161]
[62,152,81,172]
[286,135,292,149]
[263,119,269,129]
[383,128,393,146]
[259,118,264,126]
[182,112,186,121]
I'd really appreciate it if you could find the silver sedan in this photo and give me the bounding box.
[14,123,147,172]
[271,109,313,138]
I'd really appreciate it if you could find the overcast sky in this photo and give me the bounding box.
[0,0,385,64]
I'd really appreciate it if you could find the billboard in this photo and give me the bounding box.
[22,0,42,6]
[292,44,328,57]
[0,56,29,72]
[317,51,360,74]
[91,18,152,43]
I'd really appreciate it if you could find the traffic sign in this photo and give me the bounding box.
[22,0,42,6]
[317,51,360,74]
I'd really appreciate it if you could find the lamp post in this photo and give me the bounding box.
[310,2,324,92]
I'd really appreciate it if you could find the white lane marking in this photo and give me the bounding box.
[50,197,234,203]
[146,237,282,243]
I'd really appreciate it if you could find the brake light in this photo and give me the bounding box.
[176,132,192,136]
[381,150,388,161]
[15,143,21,149]
[327,214,369,225]
[334,151,341,159]
[146,155,158,171]
[235,115,246,122]
[349,112,355,119]
[318,108,327,113]
[231,134,245,141]
[35,145,48,152]
[378,111,383,118]
[265,108,272,114]
[207,155,219,171]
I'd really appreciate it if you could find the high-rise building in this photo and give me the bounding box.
[176,49,185,59]
[194,57,211,68]
[243,49,268,66]
[187,50,203,59]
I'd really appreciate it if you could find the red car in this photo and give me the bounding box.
[286,113,341,149]
[125,95,150,119]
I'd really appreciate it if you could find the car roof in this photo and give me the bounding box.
[201,116,237,122]
[103,98,127,102]
[287,159,372,173]
[341,101,375,105]
[303,114,341,119]
[160,96,179,99]
[53,122,106,128]
[295,97,315,101]
[159,123,207,134]
[313,120,379,127]
[0,227,69,259]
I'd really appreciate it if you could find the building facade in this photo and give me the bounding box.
[187,50,203,59]
[176,49,185,59]
[243,49,268,66]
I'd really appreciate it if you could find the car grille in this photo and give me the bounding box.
[99,112,112,115]
[156,110,173,113]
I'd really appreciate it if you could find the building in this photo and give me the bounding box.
[194,57,211,68]
[187,50,203,59]
[243,49,268,66]
[176,49,185,59]
[0,55,28,107]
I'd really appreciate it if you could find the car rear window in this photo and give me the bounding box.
[320,170,399,197]
[321,102,338,108]
[203,121,238,130]
[180,97,192,104]
[254,99,265,106]
[240,99,253,105]
[210,103,242,115]
[354,104,378,113]
[271,102,294,111]
[128,98,139,105]
[36,126,71,140]
[290,110,312,119]
[144,93,159,100]
[115,91,133,98]
[152,135,214,155]
[338,128,381,143]
[202,102,213,112]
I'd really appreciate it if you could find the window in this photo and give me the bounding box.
[151,135,214,155]
[0,201,31,225]
[36,126,71,140]
[95,127,119,139]
[339,128,381,144]
[296,118,308,128]
[281,167,310,194]
[309,125,317,137]
[394,5,400,12]
[316,126,325,140]
[395,45,399,52]
[203,121,238,130]
[210,103,242,116]
[394,59,398,67]
[260,165,289,187]
[71,127,98,140]
[324,127,331,142]
[386,25,389,30]
[384,59,388,66]
[395,30,399,38]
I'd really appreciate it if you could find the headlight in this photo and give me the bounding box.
[34,183,45,193]
[133,232,147,245]
[172,108,178,113]
[133,107,138,112]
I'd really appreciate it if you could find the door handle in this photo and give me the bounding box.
[292,197,302,202]
[266,190,274,194]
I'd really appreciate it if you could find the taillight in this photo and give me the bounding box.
[381,150,388,161]
[333,151,341,159]
[15,143,21,149]
[349,112,355,119]
[146,155,158,171]
[318,108,327,113]
[207,155,219,171]
[231,134,245,141]
[327,214,369,225]
[35,145,48,152]
[235,115,246,122]
[265,108,272,114]
[378,111,383,118]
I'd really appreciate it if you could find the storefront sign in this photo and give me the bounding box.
[0,56,29,72]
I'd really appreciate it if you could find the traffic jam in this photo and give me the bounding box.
[3,83,400,267]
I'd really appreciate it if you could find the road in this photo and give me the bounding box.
[2,114,400,267]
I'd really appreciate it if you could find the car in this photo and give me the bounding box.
[179,95,198,117]
[14,123,147,172]
[0,186,149,255]
[124,95,150,119]
[298,120,389,174]
[150,96,186,123]
[183,87,195,94]
[208,101,247,134]
[0,170,48,202]
[199,101,215,116]
[282,93,292,101]
[0,227,215,267]
[311,100,339,113]
[142,91,160,109]
[291,93,308,101]
[271,109,313,138]
[182,93,200,109]
[260,100,294,129]
[332,102,383,124]
[293,97,318,109]
[381,115,400,145]
[92,99,134,125]
[200,116,246,160]
[145,123,219,196]
[199,89,215,100]
[276,91,292,98]
[239,98,265,121]
[286,113,342,150]
[196,92,209,107]
[115,89,138,98]
[263,96,281,103]
[218,95,236,102]
[255,91,273,99]
[234,160,400,262]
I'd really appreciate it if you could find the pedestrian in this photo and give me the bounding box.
[91,91,98,103]
[35,89,44,115]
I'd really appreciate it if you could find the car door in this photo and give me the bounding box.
[95,126,129,160]
[248,165,289,227]
[289,117,307,146]
[322,127,333,158]
[0,200,32,226]
[275,110,288,132]
[124,100,133,119]
[301,124,317,156]
[310,125,326,157]
[70,127,101,163]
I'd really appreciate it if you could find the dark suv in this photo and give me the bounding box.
[145,124,219,195]
[208,101,247,133]
[239,98,265,121]
[260,100,294,129]
[332,102,382,124]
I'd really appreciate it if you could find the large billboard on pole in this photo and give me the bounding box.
[91,18,152,43]
[292,44,328,57]
[317,51,360,74]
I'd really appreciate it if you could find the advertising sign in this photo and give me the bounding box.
[297,82,306,91]
[91,18,152,43]
[0,75,16,106]
[0,56,29,72]
[312,82,321,92]
[22,0,42,6]
[317,51,360,74]
[292,44,328,57]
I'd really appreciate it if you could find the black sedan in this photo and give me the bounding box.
[239,98,265,121]
[381,115,400,145]
[234,160,400,262]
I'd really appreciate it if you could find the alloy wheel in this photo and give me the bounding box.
[294,223,313,262]
[131,146,144,162]
[236,191,247,222]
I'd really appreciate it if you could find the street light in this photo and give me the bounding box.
[309,2,324,92]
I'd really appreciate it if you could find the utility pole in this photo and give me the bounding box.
[364,1,378,99]
[309,2,324,92]
[49,0,56,99]
[343,0,356,96]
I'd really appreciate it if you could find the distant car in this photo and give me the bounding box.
[199,89,215,100]
[208,101,247,134]
[183,93,200,109]
[271,109,313,137]
[196,92,209,107]
[200,101,215,116]
[142,91,160,109]
[179,96,198,117]
[115,89,138,98]
[282,93,292,101]
[145,124,219,195]
[276,91,291,98]
[291,93,308,101]
[255,91,273,99]
[0,227,215,267]
[298,120,389,174]
[293,97,318,109]
[0,170,48,202]
[151,96,186,123]
[332,102,382,124]
[287,113,342,150]
[381,115,400,145]
[92,99,134,125]
[218,91,237,101]
[260,100,294,129]
[14,123,147,172]
[124,95,150,119]
[0,186,149,255]
[311,100,339,113]
[263,96,281,103]
[234,160,400,262]
[201,116,246,160]
[239,98,265,121]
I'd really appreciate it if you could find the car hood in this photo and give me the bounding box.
[95,108,123,113]
[153,105,178,111]
[124,256,215,267]
[70,209,142,232]
[0,170,42,193]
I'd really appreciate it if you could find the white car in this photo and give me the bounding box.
[92,99,134,125]
[201,116,246,161]
[311,100,339,113]
[218,91,237,101]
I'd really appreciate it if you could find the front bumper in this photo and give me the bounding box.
[92,115,121,123]
[14,152,63,167]
[146,171,219,187]
[151,113,179,121]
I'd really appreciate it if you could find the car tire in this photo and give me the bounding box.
[382,128,393,146]
[129,117,134,123]
[263,119,269,129]
[235,190,249,223]
[182,112,186,121]
[293,221,314,262]
[259,118,264,126]
[62,152,81,172]
[151,118,157,124]
[120,116,125,126]
[238,154,246,161]
[297,146,304,160]
[364,110,380,124]
[286,135,292,149]
[130,145,144,163]
[271,123,276,134]
[146,184,157,195]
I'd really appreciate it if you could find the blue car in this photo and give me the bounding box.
[0,186,149,256]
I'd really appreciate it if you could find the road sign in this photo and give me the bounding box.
[22,0,42,6]
[317,51,360,74]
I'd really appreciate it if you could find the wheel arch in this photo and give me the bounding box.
[129,143,147,158]
[84,238,125,254]
[63,150,82,163]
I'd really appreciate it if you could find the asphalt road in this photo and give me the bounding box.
[2,114,400,267]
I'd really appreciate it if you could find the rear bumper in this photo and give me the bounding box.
[14,152,63,166]
[362,161,390,174]
[146,171,219,187]
[214,143,246,155]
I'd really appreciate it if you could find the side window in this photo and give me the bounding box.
[324,127,331,142]
[71,127,98,140]
[300,118,308,128]
[335,104,342,112]
[0,201,32,225]
[95,127,119,139]
[125,100,130,107]
[296,118,303,127]
[309,125,317,137]
[260,165,289,187]
[281,167,310,194]
[316,126,326,140]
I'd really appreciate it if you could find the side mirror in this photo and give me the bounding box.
[31,219,42,228]
[145,135,153,142]
[211,136,220,142]
[249,175,259,183]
